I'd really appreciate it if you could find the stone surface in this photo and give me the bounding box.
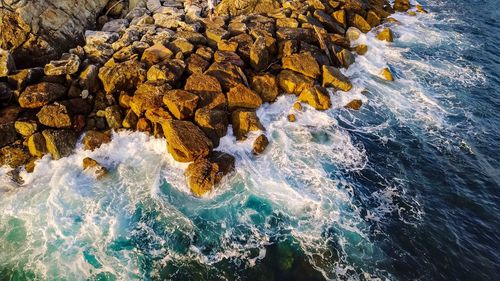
[27,133,47,157]
[298,86,332,110]
[0,49,15,77]
[376,28,394,42]
[14,120,37,137]
[163,120,213,162]
[345,99,363,110]
[0,146,30,168]
[231,109,264,140]
[250,36,270,71]
[381,67,394,81]
[185,151,235,197]
[163,90,200,120]
[278,70,315,96]
[185,73,227,110]
[18,82,66,109]
[351,14,371,33]
[83,157,108,179]
[130,82,170,116]
[42,129,78,160]
[44,54,80,76]
[252,134,269,155]
[141,43,174,66]
[251,74,279,103]
[0,106,20,147]
[82,130,111,151]
[98,59,146,93]
[322,66,353,92]
[227,83,263,111]
[282,52,320,79]
[194,108,228,148]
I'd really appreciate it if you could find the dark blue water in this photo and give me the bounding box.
[0,1,499,280]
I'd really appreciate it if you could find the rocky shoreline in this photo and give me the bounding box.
[0,0,424,196]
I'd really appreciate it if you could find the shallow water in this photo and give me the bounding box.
[0,0,499,280]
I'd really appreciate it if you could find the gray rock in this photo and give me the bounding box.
[44,54,80,76]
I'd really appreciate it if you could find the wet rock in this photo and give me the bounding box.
[336,48,355,68]
[251,74,279,103]
[122,109,139,129]
[287,114,296,122]
[83,157,108,179]
[298,86,331,110]
[163,90,200,120]
[250,36,270,71]
[82,130,112,151]
[351,14,371,33]
[44,54,80,76]
[322,66,353,92]
[232,109,264,140]
[332,10,347,28]
[227,83,263,111]
[185,151,235,197]
[37,103,73,128]
[0,106,20,147]
[252,134,269,155]
[394,0,411,12]
[98,58,146,93]
[104,105,123,129]
[18,82,66,109]
[381,67,394,81]
[282,52,320,79]
[366,10,381,27]
[345,99,363,110]
[355,44,368,55]
[0,49,15,77]
[27,133,47,157]
[185,73,227,110]
[194,108,228,148]
[345,27,362,42]
[376,28,394,42]
[7,68,44,91]
[130,82,170,116]
[141,43,174,67]
[163,120,213,162]
[0,146,30,168]
[313,10,345,34]
[14,120,37,137]
[278,70,315,96]
[42,129,78,160]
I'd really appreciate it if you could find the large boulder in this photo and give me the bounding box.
[42,129,78,160]
[231,109,264,140]
[282,52,321,79]
[184,73,227,110]
[163,90,200,120]
[163,120,213,162]
[194,108,228,147]
[18,82,66,109]
[185,151,235,197]
[216,0,281,16]
[278,70,315,96]
[322,66,353,92]
[130,82,170,116]
[82,130,111,151]
[98,58,147,93]
[0,0,110,68]
[298,86,332,111]
[227,83,263,111]
[36,103,73,128]
[251,74,279,103]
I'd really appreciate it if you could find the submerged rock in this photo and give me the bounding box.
[252,134,269,155]
[185,151,235,197]
[82,157,108,179]
[163,120,213,162]
[82,130,111,151]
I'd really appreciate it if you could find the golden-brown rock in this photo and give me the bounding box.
[322,66,353,92]
[163,120,213,162]
[282,52,320,79]
[298,86,331,110]
[163,90,200,120]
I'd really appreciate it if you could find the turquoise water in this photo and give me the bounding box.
[0,0,499,280]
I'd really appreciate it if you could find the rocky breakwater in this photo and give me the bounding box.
[0,0,423,196]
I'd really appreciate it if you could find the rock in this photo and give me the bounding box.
[27,133,47,157]
[42,129,78,160]
[194,108,228,148]
[252,134,269,155]
[394,0,411,12]
[322,66,353,92]
[163,120,213,162]
[7,67,44,91]
[298,86,331,110]
[130,82,170,115]
[14,120,37,137]
[313,10,345,34]
[204,62,244,91]
[250,36,270,71]
[163,90,200,120]
[186,54,210,74]
[0,1,110,68]
[145,107,172,128]
[37,104,72,128]
[351,14,371,33]
[216,0,281,16]
[170,39,195,55]
[287,114,296,122]
[83,157,108,179]
[185,152,235,197]
[18,82,66,109]
[79,65,99,93]
[141,43,174,67]
[227,84,263,111]
[147,59,185,85]
[85,31,119,45]
[336,48,355,68]
[0,49,15,77]
[276,28,316,43]
[104,105,123,129]
[278,70,315,96]
[44,54,80,76]
[332,10,346,28]
[82,130,111,151]
[122,109,139,129]
[218,40,238,52]
[366,10,381,27]
[282,52,320,79]
[98,58,146,93]
[185,73,227,110]
[102,19,129,33]
[381,68,394,81]
[345,99,363,110]
[214,51,245,67]
[206,28,231,44]
[293,102,303,111]
[251,74,279,103]
[355,44,368,55]
[0,146,30,168]
[232,109,264,140]
[0,106,20,147]
[376,28,394,42]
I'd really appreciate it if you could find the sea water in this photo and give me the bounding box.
[0,0,498,280]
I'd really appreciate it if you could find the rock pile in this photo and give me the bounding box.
[0,0,420,196]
